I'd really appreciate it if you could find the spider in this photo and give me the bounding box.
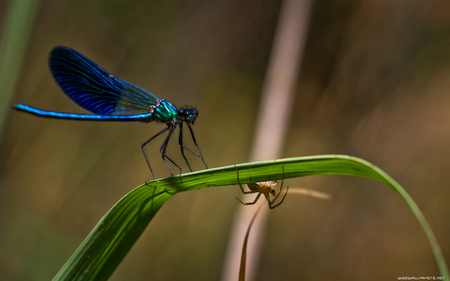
[235,165,289,209]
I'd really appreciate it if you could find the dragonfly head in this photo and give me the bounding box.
[177,108,198,124]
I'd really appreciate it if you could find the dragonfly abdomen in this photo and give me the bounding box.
[14,104,154,121]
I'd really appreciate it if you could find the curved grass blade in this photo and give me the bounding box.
[53,155,449,280]
[239,203,265,281]
[238,188,331,281]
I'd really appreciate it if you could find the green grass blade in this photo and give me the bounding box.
[53,155,448,280]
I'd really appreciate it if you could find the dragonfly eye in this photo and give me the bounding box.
[178,107,198,123]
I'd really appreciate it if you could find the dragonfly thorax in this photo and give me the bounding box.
[150,100,197,126]
[150,99,178,123]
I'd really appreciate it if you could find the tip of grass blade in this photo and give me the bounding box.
[239,203,265,281]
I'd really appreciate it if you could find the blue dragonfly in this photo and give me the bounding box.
[14,46,207,178]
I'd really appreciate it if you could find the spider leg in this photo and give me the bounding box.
[142,126,170,179]
[271,189,282,203]
[268,185,289,209]
[280,166,285,192]
[270,166,286,202]
[235,166,254,194]
[268,166,288,209]
[236,192,262,206]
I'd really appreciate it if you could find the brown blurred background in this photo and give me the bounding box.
[1,0,450,280]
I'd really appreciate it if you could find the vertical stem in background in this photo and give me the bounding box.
[0,0,40,137]
[221,0,312,280]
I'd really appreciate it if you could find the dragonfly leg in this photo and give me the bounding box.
[160,125,182,176]
[142,126,170,179]
[178,122,193,172]
[187,123,208,168]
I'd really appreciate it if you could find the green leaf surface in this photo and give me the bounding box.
[53,155,449,280]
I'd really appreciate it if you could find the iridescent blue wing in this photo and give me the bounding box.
[50,46,158,116]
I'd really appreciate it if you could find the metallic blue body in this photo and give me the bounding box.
[15,46,176,122]
[13,46,207,178]
[13,104,154,121]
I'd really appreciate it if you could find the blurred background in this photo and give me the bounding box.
[1,0,450,280]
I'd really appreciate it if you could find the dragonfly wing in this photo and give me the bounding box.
[49,46,158,116]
